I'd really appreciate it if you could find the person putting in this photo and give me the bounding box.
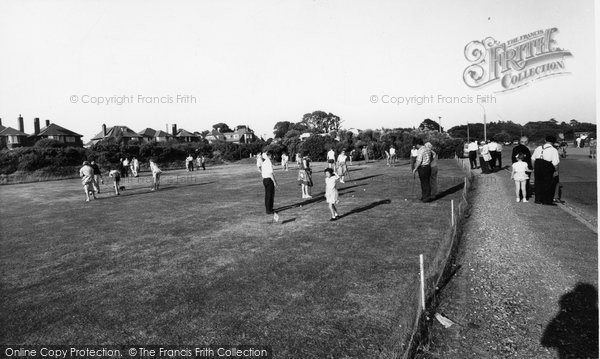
[324,168,340,221]
[327,147,336,169]
[261,150,278,214]
[298,152,313,198]
[79,161,96,202]
[412,139,433,202]
[149,159,162,191]
[336,150,348,183]
[108,167,122,195]
[90,160,103,194]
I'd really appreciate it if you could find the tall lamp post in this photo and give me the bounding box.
[438,116,442,132]
[478,103,487,141]
[467,122,470,143]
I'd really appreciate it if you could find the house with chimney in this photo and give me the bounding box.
[175,128,199,142]
[30,118,84,146]
[0,115,29,149]
[89,124,143,145]
[138,128,173,142]
[205,125,258,144]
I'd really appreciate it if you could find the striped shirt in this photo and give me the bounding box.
[415,146,431,167]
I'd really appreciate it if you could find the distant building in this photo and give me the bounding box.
[31,119,83,146]
[154,130,172,142]
[176,128,200,142]
[138,128,173,142]
[206,125,258,144]
[0,127,29,149]
[0,115,29,149]
[90,124,143,145]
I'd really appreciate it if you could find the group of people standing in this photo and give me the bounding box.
[510,135,561,205]
[258,142,445,219]
[467,138,503,172]
[256,148,352,220]
[185,154,206,172]
[79,158,163,201]
[118,157,140,178]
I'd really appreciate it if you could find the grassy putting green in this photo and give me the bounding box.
[0,159,466,357]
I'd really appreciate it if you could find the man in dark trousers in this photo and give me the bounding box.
[532,135,560,205]
[511,136,532,200]
[261,151,278,214]
[467,139,479,169]
[412,138,432,202]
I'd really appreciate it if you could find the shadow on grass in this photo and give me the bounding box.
[337,199,391,219]
[274,192,326,212]
[347,168,365,173]
[541,282,598,358]
[101,181,217,199]
[281,218,296,224]
[348,174,384,182]
[274,189,358,213]
[433,183,464,201]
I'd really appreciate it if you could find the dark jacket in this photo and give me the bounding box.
[511,144,532,169]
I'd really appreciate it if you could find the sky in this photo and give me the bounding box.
[0,0,596,141]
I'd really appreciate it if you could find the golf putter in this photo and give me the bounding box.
[412,171,417,199]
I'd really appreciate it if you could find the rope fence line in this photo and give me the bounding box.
[400,155,474,358]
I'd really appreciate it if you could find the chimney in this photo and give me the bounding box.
[18,114,24,133]
[45,119,50,127]
[34,118,40,134]
[172,124,177,136]
[102,124,107,136]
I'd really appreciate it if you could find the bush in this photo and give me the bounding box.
[299,135,334,161]
[34,139,65,148]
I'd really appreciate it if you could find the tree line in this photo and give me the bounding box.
[447,119,596,143]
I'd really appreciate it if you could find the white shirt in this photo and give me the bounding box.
[512,161,528,175]
[467,142,479,151]
[327,150,335,160]
[337,154,347,163]
[496,143,503,152]
[150,162,162,174]
[261,158,274,179]
[430,150,438,167]
[410,149,418,157]
[487,142,498,151]
[389,148,396,155]
[532,144,560,166]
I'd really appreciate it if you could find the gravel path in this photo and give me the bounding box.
[424,168,598,358]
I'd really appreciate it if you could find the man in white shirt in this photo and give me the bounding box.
[410,146,419,171]
[327,148,336,169]
[487,138,498,170]
[467,140,479,169]
[261,151,279,214]
[389,146,397,165]
[256,152,263,173]
[496,142,503,169]
[532,135,560,205]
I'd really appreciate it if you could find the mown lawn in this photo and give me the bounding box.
[0,159,466,358]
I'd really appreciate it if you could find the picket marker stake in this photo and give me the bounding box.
[419,254,426,311]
